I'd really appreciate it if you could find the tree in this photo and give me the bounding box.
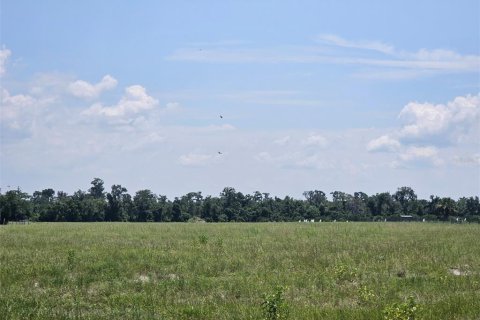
[180,192,203,219]
[220,187,243,221]
[457,196,480,218]
[106,185,128,221]
[303,190,327,207]
[350,192,369,219]
[172,198,182,222]
[89,178,105,199]
[31,188,56,221]
[133,189,157,222]
[330,191,351,216]
[368,192,395,217]
[436,197,457,221]
[0,189,31,224]
[393,187,417,215]
[303,190,327,218]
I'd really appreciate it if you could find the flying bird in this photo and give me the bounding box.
[218,152,223,155]
[219,115,223,119]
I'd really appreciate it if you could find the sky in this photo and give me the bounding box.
[1,0,479,200]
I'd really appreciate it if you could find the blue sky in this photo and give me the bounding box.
[1,0,479,199]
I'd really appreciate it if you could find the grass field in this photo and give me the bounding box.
[1,222,479,319]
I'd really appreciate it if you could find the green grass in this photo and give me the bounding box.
[1,222,479,319]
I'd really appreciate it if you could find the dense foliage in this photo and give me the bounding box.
[1,178,479,224]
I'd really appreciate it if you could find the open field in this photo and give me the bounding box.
[1,222,479,319]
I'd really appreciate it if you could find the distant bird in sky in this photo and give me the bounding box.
[219,115,223,119]
[218,151,223,155]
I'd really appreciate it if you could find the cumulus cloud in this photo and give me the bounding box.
[368,94,479,168]
[398,93,479,142]
[399,102,450,138]
[366,135,401,152]
[368,93,479,150]
[82,85,158,117]
[68,75,117,99]
[0,47,11,76]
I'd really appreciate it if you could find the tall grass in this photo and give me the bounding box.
[1,222,479,319]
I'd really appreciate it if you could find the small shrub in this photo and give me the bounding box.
[383,296,420,320]
[261,286,289,320]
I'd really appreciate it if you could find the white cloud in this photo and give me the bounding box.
[69,74,117,99]
[301,134,328,147]
[399,146,438,161]
[168,35,479,77]
[368,94,479,169]
[82,85,158,117]
[317,34,395,54]
[367,135,401,152]
[394,146,443,167]
[0,47,12,76]
[0,88,36,129]
[399,102,450,137]
[398,93,479,141]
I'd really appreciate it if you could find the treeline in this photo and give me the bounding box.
[1,178,479,224]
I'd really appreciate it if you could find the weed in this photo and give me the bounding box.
[383,296,420,320]
[261,286,289,320]
[358,285,376,304]
[332,264,358,282]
